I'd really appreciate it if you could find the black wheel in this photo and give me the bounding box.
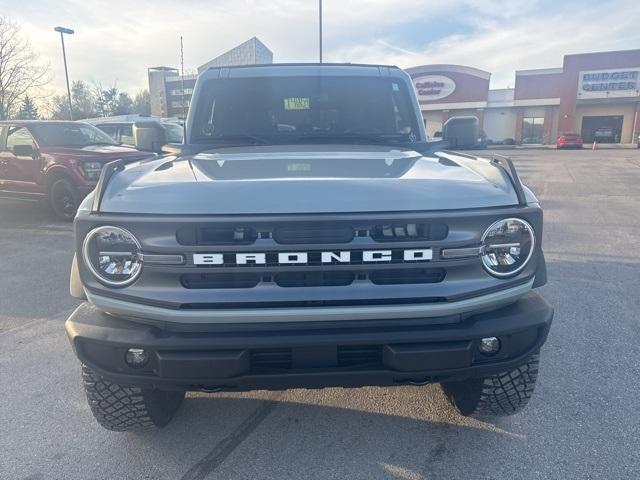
[48,177,79,221]
[81,365,185,431]
[440,352,540,418]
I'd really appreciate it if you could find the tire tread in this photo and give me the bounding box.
[81,365,183,431]
[441,352,540,418]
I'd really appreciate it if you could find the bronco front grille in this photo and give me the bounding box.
[176,220,450,246]
[80,208,541,311]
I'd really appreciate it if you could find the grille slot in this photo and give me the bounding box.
[370,268,445,285]
[273,224,354,244]
[337,345,382,367]
[371,222,448,242]
[250,346,382,371]
[251,348,292,369]
[181,273,260,289]
[274,271,355,288]
[177,226,257,245]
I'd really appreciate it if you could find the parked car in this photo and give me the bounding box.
[85,115,183,153]
[65,63,552,431]
[556,132,583,149]
[0,121,155,220]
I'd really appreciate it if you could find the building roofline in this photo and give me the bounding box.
[516,67,564,76]
[563,48,640,59]
[404,64,491,80]
[197,36,274,72]
[148,66,179,71]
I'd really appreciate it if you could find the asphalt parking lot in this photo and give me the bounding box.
[1,148,639,480]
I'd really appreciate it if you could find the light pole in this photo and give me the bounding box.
[54,26,74,120]
[319,0,323,63]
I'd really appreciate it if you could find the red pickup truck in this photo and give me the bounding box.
[0,121,154,220]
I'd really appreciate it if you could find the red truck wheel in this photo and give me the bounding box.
[49,178,79,221]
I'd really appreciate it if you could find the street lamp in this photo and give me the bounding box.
[54,26,74,120]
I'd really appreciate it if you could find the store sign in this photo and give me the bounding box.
[578,69,640,99]
[413,75,456,101]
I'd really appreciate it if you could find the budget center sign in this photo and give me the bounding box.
[578,69,640,99]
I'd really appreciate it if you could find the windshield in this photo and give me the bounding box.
[190,76,419,145]
[31,123,119,148]
[162,123,184,143]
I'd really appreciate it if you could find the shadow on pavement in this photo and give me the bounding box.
[129,392,514,480]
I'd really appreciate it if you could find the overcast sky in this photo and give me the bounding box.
[5,0,640,95]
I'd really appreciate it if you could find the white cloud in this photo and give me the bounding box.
[4,0,640,95]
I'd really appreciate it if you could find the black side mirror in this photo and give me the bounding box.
[12,144,35,157]
[442,116,480,149]
[132,122,167,153]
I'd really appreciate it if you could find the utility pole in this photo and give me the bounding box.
[54,26,74,120]
[319,0,323,63]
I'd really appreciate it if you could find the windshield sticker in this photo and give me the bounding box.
[392,83,399,91]
[284,97,310,110]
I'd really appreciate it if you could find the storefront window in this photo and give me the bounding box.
[522,117,544,144]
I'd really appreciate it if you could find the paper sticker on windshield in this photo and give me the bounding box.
[284,97,310,110]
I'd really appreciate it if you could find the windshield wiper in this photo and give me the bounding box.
[204,133,270,145]
[295,133,407,145]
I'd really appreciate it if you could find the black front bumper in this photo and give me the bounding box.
[65,292,553,391]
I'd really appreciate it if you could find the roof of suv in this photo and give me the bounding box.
[199,63,406,80]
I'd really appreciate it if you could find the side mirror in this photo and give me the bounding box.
[12,144,35,157]
[132,122,167,153]
[442,116,480,149]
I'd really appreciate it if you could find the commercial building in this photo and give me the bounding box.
[148,37,273,118]
[406,49,640,144]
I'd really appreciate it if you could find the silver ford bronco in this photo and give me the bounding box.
[65,63,553,431]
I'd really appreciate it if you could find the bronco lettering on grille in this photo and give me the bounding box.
[193,249,433,266]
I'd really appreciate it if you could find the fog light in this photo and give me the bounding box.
[125,348,149,368]
[479,337,501,355]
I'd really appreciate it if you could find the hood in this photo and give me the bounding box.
[42,144,152,161]
[99,144,520,214]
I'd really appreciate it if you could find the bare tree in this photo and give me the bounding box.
[0,17,50,120]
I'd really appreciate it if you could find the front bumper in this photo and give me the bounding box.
[65,291,553,391]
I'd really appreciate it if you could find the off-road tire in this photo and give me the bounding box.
[440,352,540,418]
[48,177,79,221]
[81,365,185,431]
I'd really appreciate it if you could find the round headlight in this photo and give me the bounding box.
[82,226,143,287]
[481,218,535,277]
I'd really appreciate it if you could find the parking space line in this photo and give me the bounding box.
[180,392,283,480]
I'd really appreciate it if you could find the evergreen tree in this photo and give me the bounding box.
[16,94,39,119]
